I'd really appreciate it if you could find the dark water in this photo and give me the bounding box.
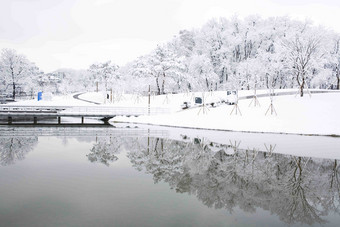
[0,125,339,227]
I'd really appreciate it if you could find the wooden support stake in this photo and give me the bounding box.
[265,100,277,116]
[230,103,242,116]
[197,93,210,115]
[249,95,261,107]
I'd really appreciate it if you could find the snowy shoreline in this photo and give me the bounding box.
[4,89,340,137]
[110,123,340,160]
[108,91,340,136]
[111,120,340,138]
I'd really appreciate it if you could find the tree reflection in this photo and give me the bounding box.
[0,137,38,166]
[128,136,340,225]
[86,136,124,166]
[277,157,326,225]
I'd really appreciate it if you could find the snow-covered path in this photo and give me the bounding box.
[73,92,101,105]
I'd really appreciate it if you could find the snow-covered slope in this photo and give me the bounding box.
[111,91,340,136]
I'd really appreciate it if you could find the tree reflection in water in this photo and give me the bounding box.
[86,136,123,166]
[0,137,38,166]
[127,136,340,226]
[1,131,339,225]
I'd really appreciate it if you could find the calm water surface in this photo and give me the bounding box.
[0,125,339,227]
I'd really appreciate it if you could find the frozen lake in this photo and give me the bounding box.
[0,124,339,227]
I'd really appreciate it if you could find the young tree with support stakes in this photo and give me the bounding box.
[248,84,261,107]
[230,98,242,116]
[240,58,262,107]
[228,73,242,116]
[265,87,277,116]
[197,92,210,115]
[264,67,278,116]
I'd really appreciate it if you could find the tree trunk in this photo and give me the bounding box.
[105,80,108,92]
[12,82,16,99]
[296,72,305,97]
[161,79,165,95]
[330,160,337,188]
[156,77,161,95]
[265,73,269,89]
[337,75,339,90]
[11,67,16,99]
[161,72,165,95]
[300,82,305,97]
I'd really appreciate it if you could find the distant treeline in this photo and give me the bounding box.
[1,16,339,98]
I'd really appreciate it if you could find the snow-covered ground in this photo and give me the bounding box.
[106,90,340,136]
[3,89,340,136]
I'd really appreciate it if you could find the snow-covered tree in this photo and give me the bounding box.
[126,55,158,94]
[282,26,323,96]
[114,16,339,94]
[187,54,219,91]
[197,18,231,84]
[328,35,340,89]
[0,48,40,99]
[88,61,119,92]
[173,29,196,58]
[138,45,185,95]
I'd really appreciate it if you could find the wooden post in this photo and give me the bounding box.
[8,116,12,125]
[58,116,61,124]
[96,82,98,92]
[81,116,84,124]
[110,89,113,103]
[148,85,151,116]
[34,117,37,124]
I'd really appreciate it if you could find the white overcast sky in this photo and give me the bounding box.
[0,0,339,72]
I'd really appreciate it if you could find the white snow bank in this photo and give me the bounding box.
[112,92,340,136]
